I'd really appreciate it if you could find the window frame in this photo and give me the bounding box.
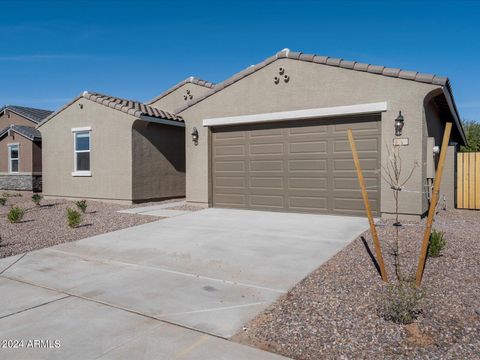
[71,127,92,177]
[8,143,20,174]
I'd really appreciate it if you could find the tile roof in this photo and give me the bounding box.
[39,91,183,128]
[0,105,53,124]
[83,92,184,121]
[176,49,450,113]
[147,76,215,105]
[0,124,41,141]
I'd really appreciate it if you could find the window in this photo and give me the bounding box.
[8,144,19,173]
[72,128,91,176]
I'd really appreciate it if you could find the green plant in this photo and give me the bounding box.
[32,194,43,206]
[460,119,480,152]
[75,200,87,214]
[67,208,82,228]
[379,281,424,324]
[0,197,6,206]
[7,206,25,223]
[428,229,446,258]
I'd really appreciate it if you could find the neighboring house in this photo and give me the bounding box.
[147,76,215,112]
[0,105,53,191]
[38,92,185,204]
[150,49,466,220]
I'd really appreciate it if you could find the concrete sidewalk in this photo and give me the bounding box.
[0,208,368,359]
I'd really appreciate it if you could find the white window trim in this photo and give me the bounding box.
[72,128,92,177]
[8,143,20,174]
[71,126,92,132]
[203,102,388,127]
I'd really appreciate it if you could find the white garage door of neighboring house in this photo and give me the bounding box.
[211,114,381,216]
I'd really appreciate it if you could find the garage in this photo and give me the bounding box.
[211,114,381,216]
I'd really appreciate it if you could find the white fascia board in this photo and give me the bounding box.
[139,115,185,127]
[203,102,388,127]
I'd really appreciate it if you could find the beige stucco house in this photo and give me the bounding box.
[150,49,465,219]
[0,105,52,191]
[38,92,185,203]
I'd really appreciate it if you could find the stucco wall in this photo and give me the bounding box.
[0,111,37,129]
[0,132,34,173]
[131,121,185,201]
[40,99,135,201]
[179,58,447,217]
[150,83,214,113]
[423,97,457,210]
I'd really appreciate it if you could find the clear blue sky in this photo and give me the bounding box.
[1,0,479,120]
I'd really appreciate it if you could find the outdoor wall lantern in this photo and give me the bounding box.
[394,111,404,136]
[191,127,199,144]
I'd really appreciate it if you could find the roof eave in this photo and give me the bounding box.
[442,83,467,146]
[138,115,185,127]
[0,127,40,141]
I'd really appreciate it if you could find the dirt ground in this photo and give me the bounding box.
[0,191,168,258]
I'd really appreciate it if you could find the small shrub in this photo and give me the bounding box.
[32,194,43,206]
[0,197,6,206]
[379,281,424,324]
[67,208,82,228]
[7,206,25,223]
[75,200,87,214]
[428,229,446,257]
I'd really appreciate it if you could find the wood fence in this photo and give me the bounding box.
[457,152,480,209]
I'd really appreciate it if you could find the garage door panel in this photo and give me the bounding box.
[289,177,328,190]
[214,131,246,140]
[289,196,328,211]
[334,158,377,171]
[334,119,380,132]
[215,176,246,188]
[334,197,378,213]
[250,195,285,208]
[214,160,246,173]
[334,138,379,153]
[289,125,328,135]
[214,144,246,156]
[249,128,283,137]
[289,141,328,154]
[289,159,328,171]
[214,194,246,206]
[250,160,283,171]
[250,177,284,189]
[250,143,284,155]
[334,177,376,190]
[212,114,381,216]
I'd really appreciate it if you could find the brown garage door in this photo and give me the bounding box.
[211,114,381,216]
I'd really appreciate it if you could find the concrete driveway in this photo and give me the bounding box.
[0,208,368,359]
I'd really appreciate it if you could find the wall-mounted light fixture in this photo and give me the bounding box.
[394,111,404,136]
[191,127,199,144]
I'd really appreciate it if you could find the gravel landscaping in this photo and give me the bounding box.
[233,209,480,359]
[0,192,172,258]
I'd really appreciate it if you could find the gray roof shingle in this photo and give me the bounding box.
[0,105,53,124]
[147,76,215,105]
[0,124,41,141]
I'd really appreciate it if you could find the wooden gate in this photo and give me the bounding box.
[457,152,480,209]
